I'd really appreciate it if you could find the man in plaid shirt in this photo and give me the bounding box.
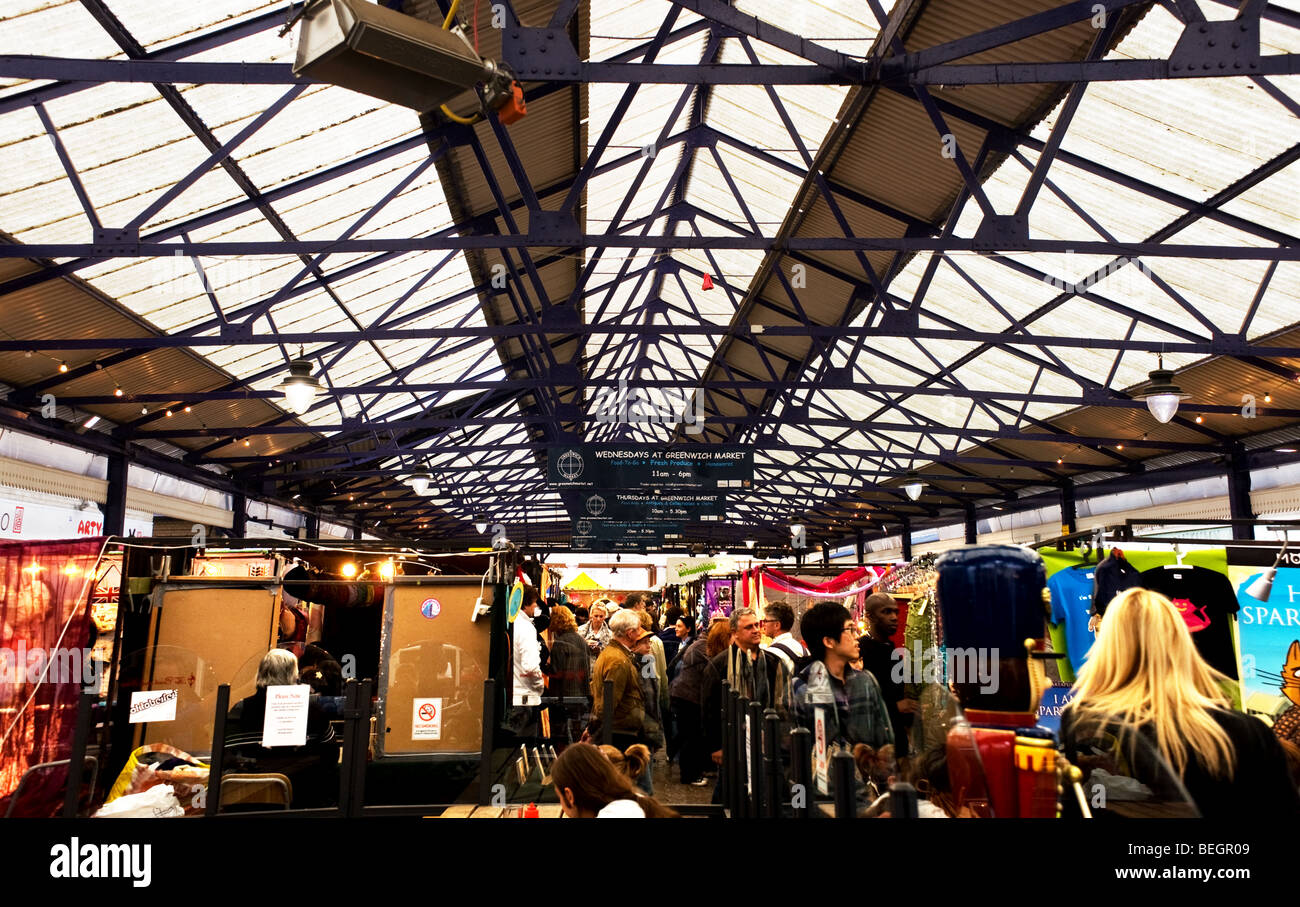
[792,602,894,750]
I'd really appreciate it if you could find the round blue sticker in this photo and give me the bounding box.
[420,598,442,619]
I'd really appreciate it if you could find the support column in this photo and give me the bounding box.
[900,516,912,562]
[964,502,977,545]
[230,489,247,538]
[1227,443,1255,541]
[821,541,830,567]
[352,520,364,541]
[305,512,320,539]
[855,530,866,568]
[1060,479,1077,537]
[102,449,128,537]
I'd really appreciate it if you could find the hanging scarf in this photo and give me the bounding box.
[724,642,791,714]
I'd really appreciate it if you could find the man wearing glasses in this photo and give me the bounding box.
[792,602,893,752]
[760,601,807,675]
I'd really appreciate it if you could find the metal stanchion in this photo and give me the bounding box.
[729,690,745,816]
[789,727,812,819]
[720,682,733,815]
[61,692,95,818]
[337,680,359,816]
[204,684,231,818]
[747,701,763,818]
[890,781,920,819]
[601,679,614,746]
[477,677,496,806]
[832,748,856,819]
[346,679,372,818]
[762,709,780,819]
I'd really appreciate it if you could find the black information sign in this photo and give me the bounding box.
[576,491,726,522]
[570,520,682,552]
[548,445,752,490]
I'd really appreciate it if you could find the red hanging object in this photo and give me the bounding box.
[701,273,714,290]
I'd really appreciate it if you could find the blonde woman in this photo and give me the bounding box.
[1061,588,1299,818]
[580,603,612,658]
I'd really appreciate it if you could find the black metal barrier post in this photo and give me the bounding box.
[789,727,812,819]
[477,677,496,806]
[720,682,733,815]
[890,782,920,819]
[762,709,780,819]
[204,684,231,818]
[601,679,614,746]
[832,748,856,819]
[61,692,95,818]
[728,689,744,816]
[747,701,763,818]
[337,680,359,816]
[345,679,372,818]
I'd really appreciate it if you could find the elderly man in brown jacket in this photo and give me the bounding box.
[590,610,655,774]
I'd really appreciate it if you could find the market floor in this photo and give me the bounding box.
[650,750,717,806]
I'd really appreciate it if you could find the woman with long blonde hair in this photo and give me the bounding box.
[1061,587,1299,817]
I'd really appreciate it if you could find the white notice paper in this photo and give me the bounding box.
[261,684,310,747]
[814,706,829,796]
[412,697,442,740]
[128,689,178,724]
[744,714,753,795]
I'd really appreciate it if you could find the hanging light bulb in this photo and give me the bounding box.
[902,471,925,501]
[114,385,123,397]
[408,472,431,495]
[378,559,396,581]
[474,515,489,534]
[744,538,756,549]
[340,562,357,578]
[276,348,322,415]
[58,361,68,373]
[1138,354,1189,424]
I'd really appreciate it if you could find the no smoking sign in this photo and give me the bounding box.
[412,697,442,741]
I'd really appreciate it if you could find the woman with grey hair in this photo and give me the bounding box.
[224,648,340,808]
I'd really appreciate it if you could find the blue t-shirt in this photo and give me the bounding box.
[1048,566,1096,673]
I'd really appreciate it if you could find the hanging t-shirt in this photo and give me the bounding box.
[1138,566,1240,679]
[1091,553,1142,615]
[1048,565,1096,674]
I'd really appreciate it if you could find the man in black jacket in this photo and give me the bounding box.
[857,593,916,758]
[701,607,790,801]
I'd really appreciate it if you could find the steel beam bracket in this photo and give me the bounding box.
[549,363,580,384]
[877,307,919,333]
[1210,333,1251,356]
[91,227,137,257]
[221,321,254,340]
[501,27,581,80]
[1169,18,1260,76]
[972,213,1029,249]
[527,209,581,244]
[542,305,579,329]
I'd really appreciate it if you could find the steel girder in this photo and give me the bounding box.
[2,0,1298,544]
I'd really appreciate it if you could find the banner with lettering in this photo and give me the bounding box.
[1225,546,1300,732]
[547,445,753,489]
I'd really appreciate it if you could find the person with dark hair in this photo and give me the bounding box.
[668,614,710,786]
[857,592,916,758]
[546,605,592,746]
[511,586,545,743]
[574,605,590,627]
[551,742,678,818]
[701,608,791,777]
[659,605,685,663]
[793,602,893,752]
[760,601,807,675]
[299,657,343,697]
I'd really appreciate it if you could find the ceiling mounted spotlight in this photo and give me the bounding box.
[58,361,68,373]
[277,348,323,415]
[902,471,925,501]
[1138,354,1189,425]
[113,385,123,397]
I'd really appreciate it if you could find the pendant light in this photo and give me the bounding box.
[902,471,925,501]
[474,514,489,534]
[1138,354,1189,425]
[408,472,431,495]
[277,347,322,415]
[744,538,756,549]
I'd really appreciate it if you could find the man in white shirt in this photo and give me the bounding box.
[761,601,807,675]
[511,589,545,741]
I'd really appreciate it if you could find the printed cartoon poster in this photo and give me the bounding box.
[1226,546,1300,748]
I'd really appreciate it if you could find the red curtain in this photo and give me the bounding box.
[0,538,102,817]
